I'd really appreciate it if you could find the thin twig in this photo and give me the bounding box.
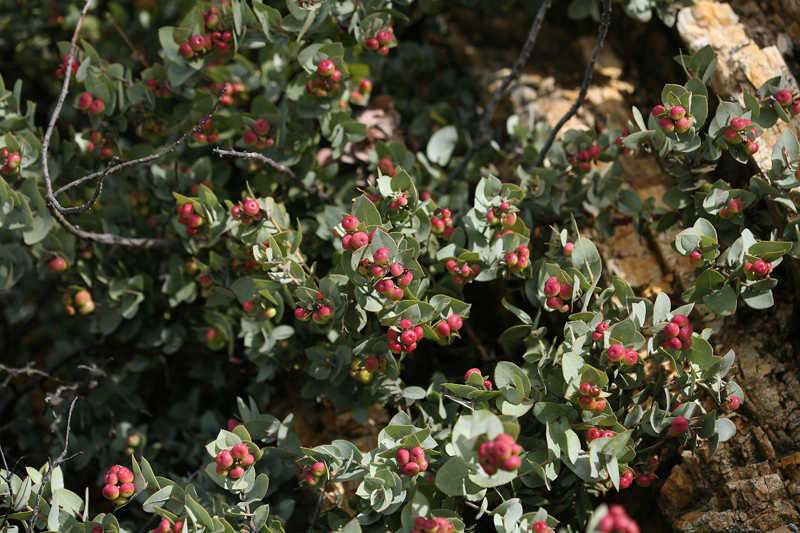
[212,148,332,203]
[25,397,79,533]
[306,477,331,533]
[532,0,613,168]
[439,0,553,192]
[56,158,116,215]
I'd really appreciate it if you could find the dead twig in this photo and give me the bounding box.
[440,0,554,192]
[532,0,613,168]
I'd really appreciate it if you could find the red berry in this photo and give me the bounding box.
[396,448,410,465]
[669,106,686,120]
[376,30,392,45]
[364,38,379,51]
[253,119,270,136]
[317,59,335,76]
[190,34,206,51]
[658,118,675,133]
[651,105,666,116]
[664,322,680,338]
[78,92,93,110]
[436,322,451,337]
[607,344,624,362]
[89,99,106,115]
[775,89,793,106]
[447,315,463,331]
[587,428,601,442]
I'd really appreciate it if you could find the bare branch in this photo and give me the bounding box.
[532,0,613,168]
[51,88,225,200]
[25,397,79,533]
[213,148,332,203]
[439,0,553,192]
[56,158,115,215]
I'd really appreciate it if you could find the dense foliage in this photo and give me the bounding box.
[2,1,800,533]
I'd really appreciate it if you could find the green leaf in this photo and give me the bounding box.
[426,126,458,166]
[714,418,736,442]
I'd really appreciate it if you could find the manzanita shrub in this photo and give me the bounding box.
[2,1,799,533]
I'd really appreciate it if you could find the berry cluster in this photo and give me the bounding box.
[464,368,492,390]
[340,215,370,251]
[578,382,608,414]
[0,148,22,175]
[434,314,463,339]
[485,201,517,228]
[301,462,327,485]
[349,356,387,383]
[722,116,759,155]
[206,328,224,351]
[429,207,454,237]
[614,127,634,157]
[591,322,609,341]
[145,78,173,99]
[586,427,614,442]
[775,88,800,116]
[388,319,423,354]
[176,202,205,236]
[83,130,116,158]
[350,78,373,104]
[306,60,343,100]
[632,457,659,488]
[597,504,640,533]
[242,118,274,149]
[55,53,80,80]
[445,260,480,284]
[363,28,393,56]
[396,446,429,477]
[373,252,414,301]
[744,259,773,280]
[124,433,142,456]
[294,292,335,325]
[48,257,68,273]
[477,433,523,475]
[572,144,603,173]
[605,344,639,366]
[410,516,454,533]
[659,313,693,352]
[77,92,107,116]
[504,245,530,273]
[652,104,693,134]
[543,276,573,313]
[63,289,95,316]
[215,443,256,479]
[192,117,219,145]
[101,465,135,504]
[179,9,232,58]
[231,198,263,225]
[152,520,184,533]
[214,81,245,106]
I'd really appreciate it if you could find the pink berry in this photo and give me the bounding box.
[664,322,680,338]
[651,105,666,117]
[658,118,675,133]
[447,315,463,331]
[669,106,686,120]
[231,443,248,459]
[607,344,624,362]
[730,117,747,131]
[671,314,689,327]
[563,242,574,256]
